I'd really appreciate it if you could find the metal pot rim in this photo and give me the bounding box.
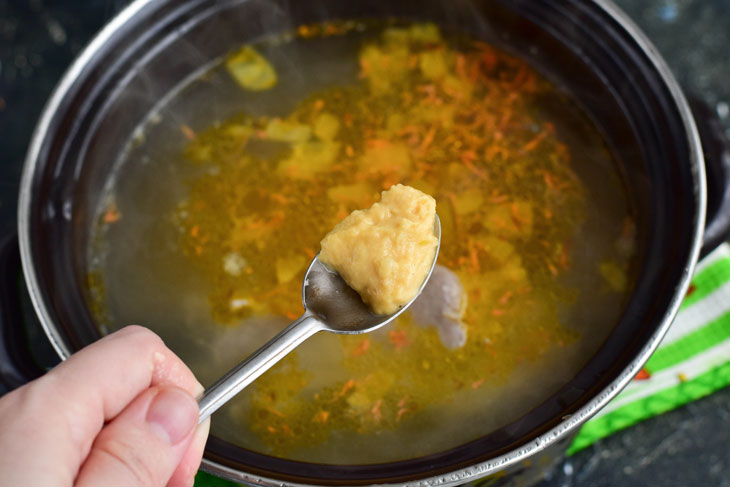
[17,0,706,485]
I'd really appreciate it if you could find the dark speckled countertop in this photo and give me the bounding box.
[1,1,728,485]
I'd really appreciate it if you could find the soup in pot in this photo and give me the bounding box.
[86,21,636,463]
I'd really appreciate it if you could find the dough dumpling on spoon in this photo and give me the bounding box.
[319,184,439,315]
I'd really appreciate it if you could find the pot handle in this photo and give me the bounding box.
[688,95,730,258]
[0,232,45,390]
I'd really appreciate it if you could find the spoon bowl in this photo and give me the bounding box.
[198,215,441,422]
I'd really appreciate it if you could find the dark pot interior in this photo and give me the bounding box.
[19,0,703,484]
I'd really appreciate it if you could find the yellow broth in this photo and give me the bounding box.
[87,22,636,463]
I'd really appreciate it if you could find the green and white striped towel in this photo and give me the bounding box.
[195,243,730,485]
[568,242,730,453]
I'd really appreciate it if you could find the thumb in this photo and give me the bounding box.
[75,386,199,487]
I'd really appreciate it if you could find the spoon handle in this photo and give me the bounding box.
[198,313,324,423]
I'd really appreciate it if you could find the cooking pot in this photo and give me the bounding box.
[3,0,730,485]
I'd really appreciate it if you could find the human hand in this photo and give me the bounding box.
[0,325,210,487]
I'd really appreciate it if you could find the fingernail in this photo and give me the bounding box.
[193,380,205,399]
[146,387,198,445]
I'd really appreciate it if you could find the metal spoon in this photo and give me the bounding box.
[198,215,441,422]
